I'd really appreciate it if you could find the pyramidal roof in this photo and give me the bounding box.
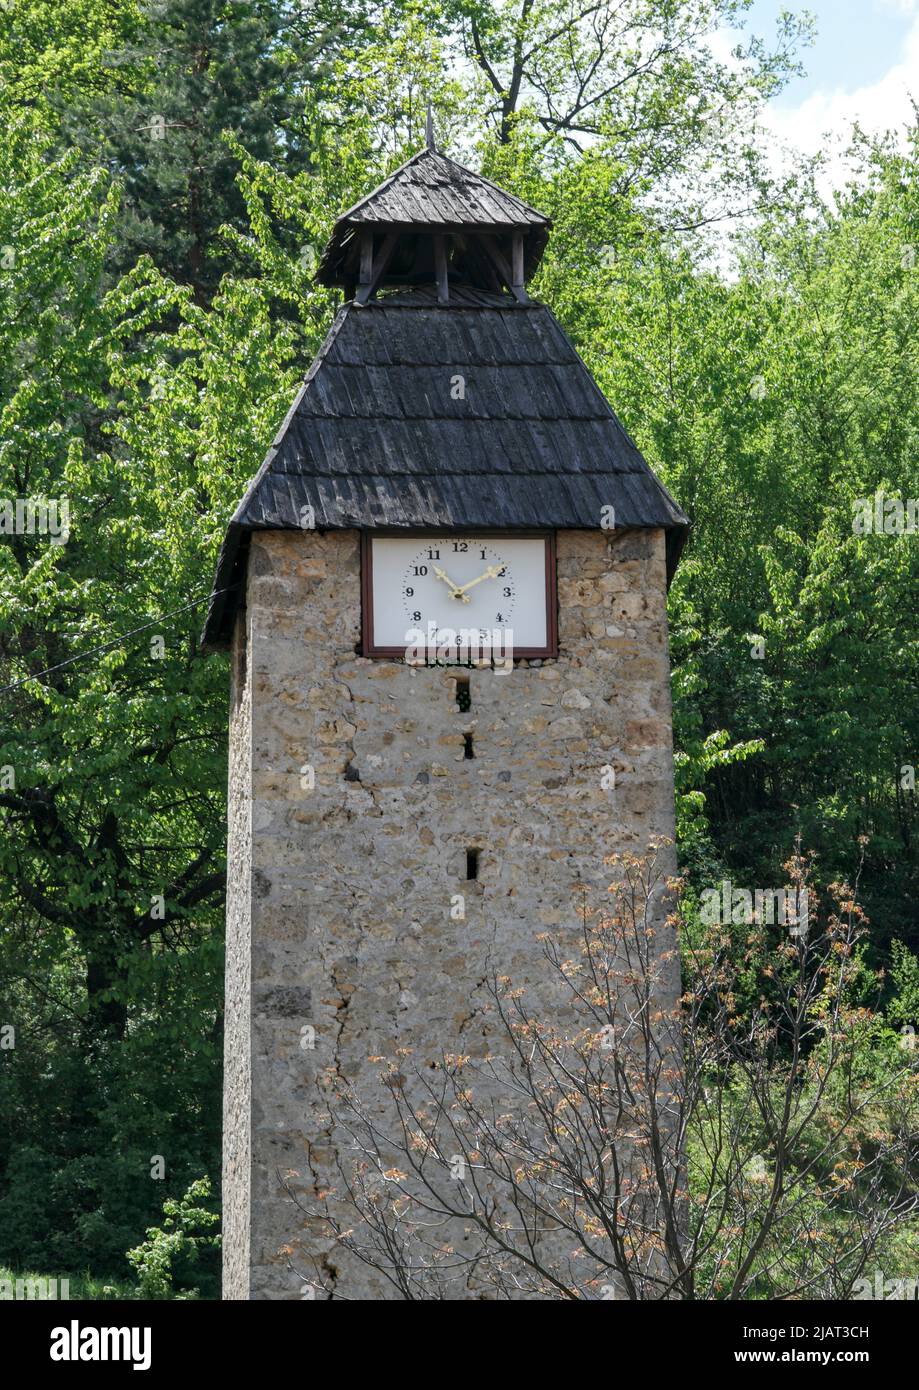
[337,147,549,227]
[201,286,690,649]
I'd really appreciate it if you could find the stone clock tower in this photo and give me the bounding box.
[203,133,689,1300]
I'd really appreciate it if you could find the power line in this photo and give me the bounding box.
[0,586,236,699]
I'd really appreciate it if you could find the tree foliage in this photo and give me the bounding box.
[0,0,915,1288]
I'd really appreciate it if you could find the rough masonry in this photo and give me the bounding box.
[222,525,679,1299]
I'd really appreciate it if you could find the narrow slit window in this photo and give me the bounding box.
[463,732,474,759]
[455,674,471,712]
[466,848,480,880]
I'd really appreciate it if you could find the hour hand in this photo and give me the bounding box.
[433,565,470,602]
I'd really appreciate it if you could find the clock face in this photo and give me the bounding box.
[366,534,553,657]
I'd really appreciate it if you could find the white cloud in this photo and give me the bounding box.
[761,12,919,185]
[878,0,917,16]
[707,24,747,71]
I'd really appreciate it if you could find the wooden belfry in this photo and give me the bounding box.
[205,133,688,1299]
[317,123,543,308]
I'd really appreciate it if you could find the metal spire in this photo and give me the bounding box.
[425,102,436,151]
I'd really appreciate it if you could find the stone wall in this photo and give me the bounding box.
[222,612,252,1299]
[222,526,679,1299]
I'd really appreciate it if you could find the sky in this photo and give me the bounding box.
[724,0,919,170]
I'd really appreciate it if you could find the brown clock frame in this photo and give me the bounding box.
[360,530,559,660]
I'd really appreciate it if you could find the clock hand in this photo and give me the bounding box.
[454,565,503,596]
[433,565,471,602]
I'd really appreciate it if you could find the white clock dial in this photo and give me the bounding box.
[368,535,551,653]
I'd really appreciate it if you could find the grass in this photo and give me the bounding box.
[0,1264,138,1300]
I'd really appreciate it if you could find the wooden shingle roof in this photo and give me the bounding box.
[201,287,690,648]
[337,149,549,226]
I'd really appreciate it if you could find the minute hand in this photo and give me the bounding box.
[455,565,502,596]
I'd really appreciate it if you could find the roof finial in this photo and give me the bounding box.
[425,102,436,151]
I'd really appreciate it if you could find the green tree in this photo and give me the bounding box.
[45,0,365,299]
[127,1176,220,1298]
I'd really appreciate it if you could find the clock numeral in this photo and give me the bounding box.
[412,611,421,622]
[413,565,428,576]
[426,548,440,560]
[453,541,468,553]
[498,567,507,576]
[496,613,504,623]
[503,587,512,597]
[405,586,414,597]
[480,549,487,559]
